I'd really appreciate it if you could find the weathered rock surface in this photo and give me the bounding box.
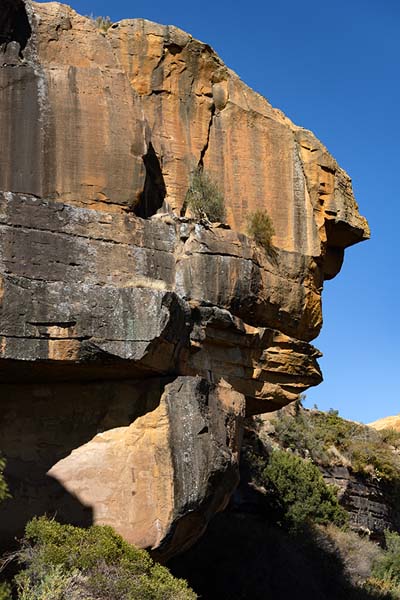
[322,466,392,539]
[0,0,369,556]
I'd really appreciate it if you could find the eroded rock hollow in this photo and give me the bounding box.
[0,0,369,558]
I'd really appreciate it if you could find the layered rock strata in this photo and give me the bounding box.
[0,0,369,556]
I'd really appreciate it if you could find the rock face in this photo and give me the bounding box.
[0,1,369,556]
[322,466,392,539]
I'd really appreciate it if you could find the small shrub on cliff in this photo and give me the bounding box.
[7,517,196,600]
[255,449,347,532]
[185,168,226,222]
[246,209,275,249]
[90,15,113,31]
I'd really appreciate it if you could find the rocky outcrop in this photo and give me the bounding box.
[322,466,392,539]
[0,0,369,556]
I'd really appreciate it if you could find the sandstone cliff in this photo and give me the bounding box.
[0,0,369,557]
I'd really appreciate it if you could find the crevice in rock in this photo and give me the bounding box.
[134,143,167,218]
[198,103,216,168]
[0,0,32,58]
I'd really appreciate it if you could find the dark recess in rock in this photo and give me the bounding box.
[134,142,167,218]
[0,0,32,57]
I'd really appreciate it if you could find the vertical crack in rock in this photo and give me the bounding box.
[134,142,167,218]
[0,0,32,59]
[198,103,216,168]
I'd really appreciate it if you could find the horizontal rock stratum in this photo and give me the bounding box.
[0,0,369,558]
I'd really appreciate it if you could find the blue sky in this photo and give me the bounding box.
[37,0,399,423]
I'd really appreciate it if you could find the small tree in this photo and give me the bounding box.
[246,209,275,249]
[185,168,226,223]
[260,449,347,532]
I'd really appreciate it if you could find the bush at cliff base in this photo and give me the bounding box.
[256,448,348,532]
[364,530,400,598]
[6,517,196,600]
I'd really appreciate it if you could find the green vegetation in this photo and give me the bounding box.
[246,208,275,249]
[0,583,11,600]
[0,457,11,600]
[91,16,113,31]
[248,447,347,532]
[4,517,195,600]
[271,405,400,484]
[365,530,400,597]
[185,168,226,222]
[239,407,400,598]
[233,411,400,599]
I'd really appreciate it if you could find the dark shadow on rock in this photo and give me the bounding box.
[134,143,166,218]
[168,508,386,600]
[0,0,32,56]
[0,377,171,552]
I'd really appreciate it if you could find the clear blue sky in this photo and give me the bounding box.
[37,0,399,423]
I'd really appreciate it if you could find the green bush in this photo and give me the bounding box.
[185,168,226,222]
[246,209,275,249]
[11,517,196,600]
[257,449,347,532]
[0,583,12,600]
[372,531,400,585]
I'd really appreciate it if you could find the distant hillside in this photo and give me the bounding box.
[370,415,400,432]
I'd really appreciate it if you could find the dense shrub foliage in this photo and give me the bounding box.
[5,517,195,600]
[246,209,275,249]
[185,168,226,222]
[366,530,400,597]
[0,583,11,600]
[251,447,347,531]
